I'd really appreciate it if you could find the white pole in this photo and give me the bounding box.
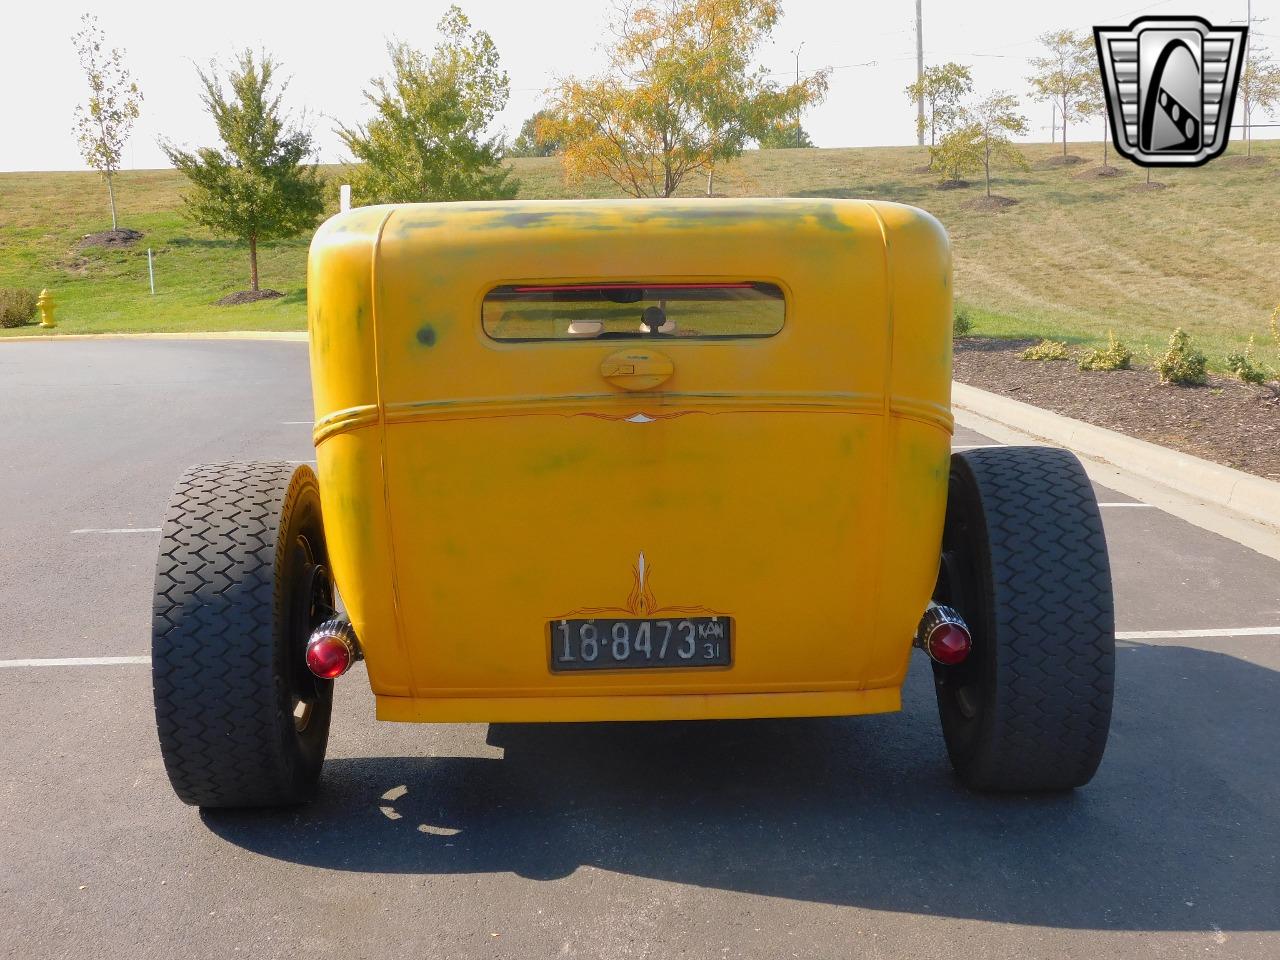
[1246,0,1252,154]
[340,184,351,212]
[147,248,155,295]
[915,0,924,146]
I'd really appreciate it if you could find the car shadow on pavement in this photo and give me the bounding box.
[204,642,1279,931]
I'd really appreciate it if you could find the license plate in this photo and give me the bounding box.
[550,617,731,672]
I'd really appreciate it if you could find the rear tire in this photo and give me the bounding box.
[152,461,334,808]
[932,446,1115,792]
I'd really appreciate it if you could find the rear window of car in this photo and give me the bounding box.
[482,282,785,341]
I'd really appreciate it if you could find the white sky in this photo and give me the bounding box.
[1,0,1275,172]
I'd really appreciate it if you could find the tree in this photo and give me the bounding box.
[1102,116,1111,167]
[1239,47,1280,158]
[904,62,973,152]
[931,124,982,183]
[1078,63,1111,167]
[969,91,1029,197]
[72,15,143,231]
[1027,30,1095,158]
[542,0,827,198]
[162,51,325,294]
[756,121,814,148]
[338,7,517,204]
[509,110,560,157]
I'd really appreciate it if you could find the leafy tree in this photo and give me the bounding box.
[756,120,814,148]
[1027,30,1095,158]
[162,51,325,293]
[542,0,827,198]
[969,91,1029,197]
[930,124,982,183]
[338,7,517,203]
[510,110,560,157]
[72,15,143,231]
[904,62,973,152]
[1239,47,1280,158]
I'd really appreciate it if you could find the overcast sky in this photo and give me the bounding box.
[1,0,1274,172]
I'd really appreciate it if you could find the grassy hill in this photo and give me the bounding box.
[2,142,1278,371]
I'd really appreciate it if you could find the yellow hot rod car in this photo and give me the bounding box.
[151,198,1114,807]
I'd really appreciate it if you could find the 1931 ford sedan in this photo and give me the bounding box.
[152,199,1114,808]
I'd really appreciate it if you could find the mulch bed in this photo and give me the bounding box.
[1035,155,1086,169]
[954,338,1280,481]
[970,195,1017,211]
[78,228,144,249]
[214,289,284,306]
[1073,164,1125,179]
[936,179,970,191]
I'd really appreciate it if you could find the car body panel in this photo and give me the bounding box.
[307,198,952,721]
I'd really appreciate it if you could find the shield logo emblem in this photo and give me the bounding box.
[1094,16,1248,167]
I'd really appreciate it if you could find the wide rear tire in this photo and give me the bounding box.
[932,446,1115,792]
[152,461,334,808]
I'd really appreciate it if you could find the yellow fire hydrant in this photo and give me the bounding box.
[37,289,56,329]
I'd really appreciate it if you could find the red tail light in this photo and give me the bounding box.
[305,620,357,679]
[925,622,972,665]
[915,603,973,666]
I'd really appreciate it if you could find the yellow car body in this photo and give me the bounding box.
[306,198,953,724]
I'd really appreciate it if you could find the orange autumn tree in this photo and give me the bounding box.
[542,0,826,198]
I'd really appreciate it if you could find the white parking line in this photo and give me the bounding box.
[4,626,1277,668]
[1098,502,1155,508]
[1118,627,1280,640]
[0,656,151,668]
[71,527,161,534]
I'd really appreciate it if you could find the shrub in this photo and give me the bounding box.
[0,288,38,328]
[1077,330,1133,371]
[1155,328,1207,386]
[953,305,974,337]
[1225,336,1273,384]
[1020,339,1069,361]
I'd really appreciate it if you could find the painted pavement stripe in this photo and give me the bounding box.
[71,527,161,534]
[7,628,1278,668]
[1117,627,1280,640]
[0,656,151,668]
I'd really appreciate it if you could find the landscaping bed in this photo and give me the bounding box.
[953,337,1280,481]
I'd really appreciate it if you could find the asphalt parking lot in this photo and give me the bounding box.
[2,339,1278,960]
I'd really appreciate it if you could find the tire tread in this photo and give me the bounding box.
[946,446,1115,791]
[152,461,324,807]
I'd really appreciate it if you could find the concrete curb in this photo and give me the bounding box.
[0,331,307,343]
[952,381,1280,561]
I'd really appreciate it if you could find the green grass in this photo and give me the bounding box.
[2,142,1278,375]
[0,169,314,335]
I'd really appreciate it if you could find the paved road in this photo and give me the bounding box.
[2,341,1277,960]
